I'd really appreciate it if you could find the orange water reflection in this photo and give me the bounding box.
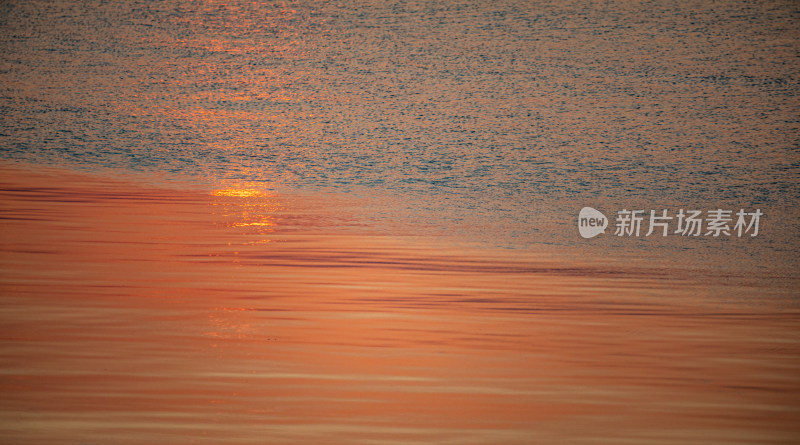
[211,187,279,236]
[1,162,799,444]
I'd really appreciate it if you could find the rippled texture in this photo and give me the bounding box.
[1,163,799,444]
[1,1,799,443]
[1,0,798,247]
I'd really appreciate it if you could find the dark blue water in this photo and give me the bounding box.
[1,0,798,261]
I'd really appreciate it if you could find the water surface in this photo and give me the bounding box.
[1,0,799,443]
[1,163,799,444]
[1,0,798,249]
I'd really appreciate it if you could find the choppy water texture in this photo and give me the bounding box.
[1,0,799,248]
[1,0,800,443]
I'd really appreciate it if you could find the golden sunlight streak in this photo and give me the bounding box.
[211,188,273,198]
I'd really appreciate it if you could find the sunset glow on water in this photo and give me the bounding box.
[1,0,799,443]
[2,163,798,444]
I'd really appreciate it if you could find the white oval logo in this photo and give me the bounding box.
[578,207,608,239]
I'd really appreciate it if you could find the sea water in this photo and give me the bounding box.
[2,0,798,255]
[1,1,799,443]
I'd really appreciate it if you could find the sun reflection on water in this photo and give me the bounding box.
[211,188,273,198]
[211,187,281,236]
